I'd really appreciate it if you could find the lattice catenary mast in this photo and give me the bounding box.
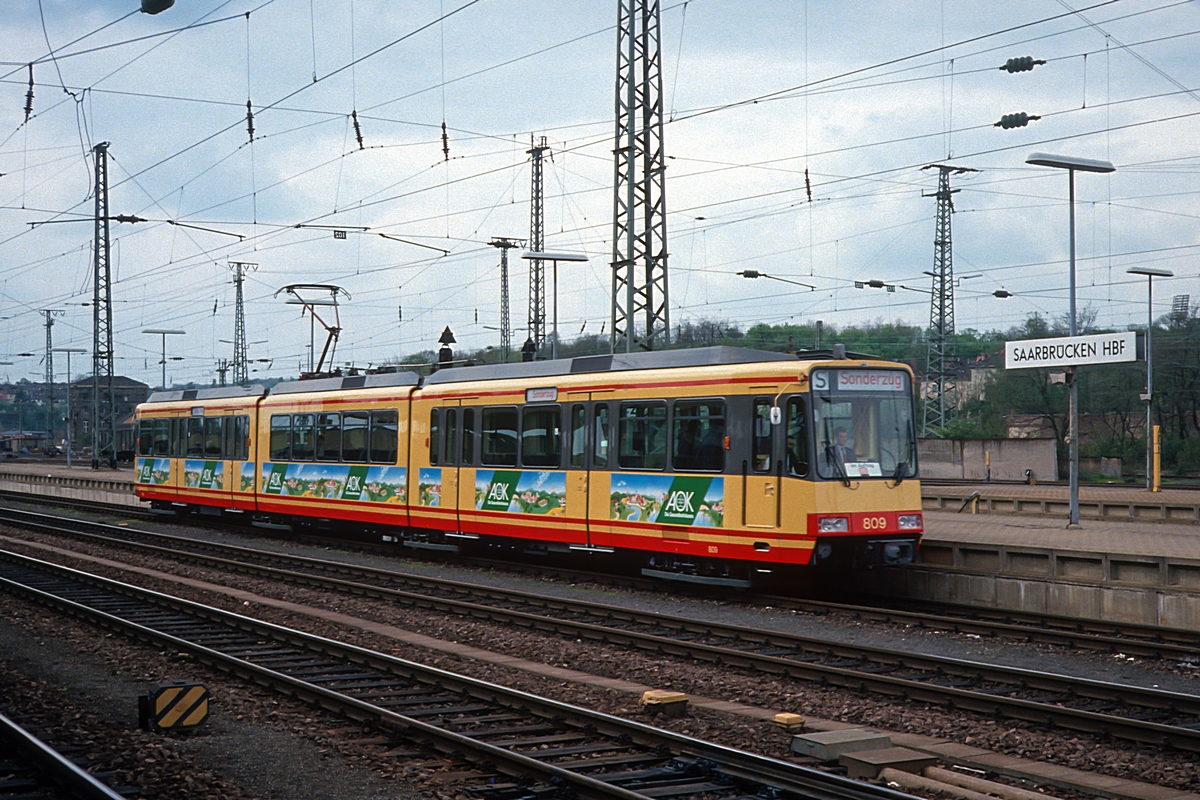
[527,137,549,352]
[489,238,522,362]
[42,309,58,449]
[921,163,976,436]
[229,261,257,384]
[611,0,669,352]
[92,142,117,469]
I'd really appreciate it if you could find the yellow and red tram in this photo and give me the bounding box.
[134,346,923,586]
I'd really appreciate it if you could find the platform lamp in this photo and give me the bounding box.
[52,347,87,468]
[1126,267,1173,491]
[1025,152,1115,527]
[142,329,186,391]
[521,251,588,360]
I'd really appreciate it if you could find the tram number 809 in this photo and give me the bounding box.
[861,516,888,531]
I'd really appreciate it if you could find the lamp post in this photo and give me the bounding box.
[52,347,87,468]
[1127,266,1173,490]
[521,251,588,360]
[142,329,185,390]
[1026,152,1116,527]
[738,270,816,290]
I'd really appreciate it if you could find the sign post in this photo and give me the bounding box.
[1004,331,1143,525]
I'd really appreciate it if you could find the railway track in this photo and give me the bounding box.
[0,710,127,800]
[0,547,919,800]
[4,507,1200,753]
[9,494,1200,664]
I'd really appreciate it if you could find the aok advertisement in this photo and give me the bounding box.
[610,474,724,527]
[474,470,567,516]
[260,462,408,504]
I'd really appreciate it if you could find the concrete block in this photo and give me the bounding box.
[1056,556,1104,581]
[790,729,891,762]
[960,548,1001,572]
[995,578,1048,614]
[773,712,805,732]
[947,572,996,606]
[839,747,938,780]
[1158,593,1200,634]
[639,690,688,717]
[1111,559,1163,587]
[1046,581,1101,619]
[1101,587,1160,626]
[1006,551,1051,576]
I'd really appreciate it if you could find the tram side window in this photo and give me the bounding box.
[269,415,291,462]
[316,413,340,461]
[522,406,561,468]
[171,419,184,457]
[230,415,249,461]
[292,414,315,461]
[786,397,810,477]
[137,420,153,456]
[481,407,518,467]
[342,413,369,462]
[593,404,609,468]
[444,409,458,466]
[569,405,586,468]
[204,417,224,459]
[370,410,399,464]
[153,419,171,456]
[461,408,475,465]
[618,402,667,471]
[429,409,439,465]
[186,418,205,458]
[752,400,772,473]
[673,400,725,472]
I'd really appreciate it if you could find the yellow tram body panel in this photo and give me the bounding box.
[135,347,922,575]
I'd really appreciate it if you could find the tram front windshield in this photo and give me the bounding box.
[811,368,916,481]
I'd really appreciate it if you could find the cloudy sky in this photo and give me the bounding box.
[1,0,1197,387]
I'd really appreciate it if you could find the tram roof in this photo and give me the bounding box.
[145,384,266,403]
[269,370,420,396]
[424,345,815,386]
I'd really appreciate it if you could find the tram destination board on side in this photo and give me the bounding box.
[1005,331,1143,370]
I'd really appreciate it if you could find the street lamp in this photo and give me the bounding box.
[1127,266,1173,490]
[142,329,185,390]
[522,251,588,360]
[52,347,87,468]
[739,270,816,290]
[1026,152,1115,527]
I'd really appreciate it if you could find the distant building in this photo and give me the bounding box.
[69,376,151,460]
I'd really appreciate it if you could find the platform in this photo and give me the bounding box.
[923,482,1200,523]
[855,510,1200,628]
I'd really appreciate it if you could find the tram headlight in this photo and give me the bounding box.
[897,513,923,530]
[817,516,849,533]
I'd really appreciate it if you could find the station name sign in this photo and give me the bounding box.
[1005,331,1143,370]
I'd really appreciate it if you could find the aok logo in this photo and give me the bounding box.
[346,475,362,493]
[138,464,153,483]
[663,490,695,515]
[267,472,283,490]
[202,468,214,484]
[487,483,511,503]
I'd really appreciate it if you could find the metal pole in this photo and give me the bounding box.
[161,333,167,391]
[65,352,73,469]
[552,260,559,360]
[1146,274,1153,490]
[1067,169,1079,527]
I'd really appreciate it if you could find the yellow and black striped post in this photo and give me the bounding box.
[139,682,210,730]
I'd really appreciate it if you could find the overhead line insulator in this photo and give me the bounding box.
[1000,56,1046,73]
[246,100,255,142]
[441,121,450,162]
[994,112,1041,129]
[24,64,33,122]
[352,110,364,150]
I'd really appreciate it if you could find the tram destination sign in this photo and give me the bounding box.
[1005,331,1143,370]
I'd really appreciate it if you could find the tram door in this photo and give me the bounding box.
[744,398,779,528]
[564,394,592,546]
[441,401,463,532]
